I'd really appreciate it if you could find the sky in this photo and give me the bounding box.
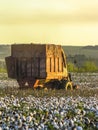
[0,0,98,46]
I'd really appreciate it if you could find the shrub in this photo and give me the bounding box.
[68,61,98,72]
[83,61,98,72]
[0,68,7,73]
[67,62,78,72]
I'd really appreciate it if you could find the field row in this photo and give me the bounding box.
[0,73,98,89]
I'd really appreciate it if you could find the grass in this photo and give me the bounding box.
[0,68,7,73]
[0,87,98,98]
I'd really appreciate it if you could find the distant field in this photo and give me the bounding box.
[0,45,11,59]
[62,46,98,59]
[0,44,98,62]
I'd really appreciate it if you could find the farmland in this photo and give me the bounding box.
[0,44,98,60]
[0,72,98,90]
[0,45,98,129]
[0,73,98,129]
[63,46,98,59]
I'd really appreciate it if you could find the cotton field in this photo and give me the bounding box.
[0,73,98,130]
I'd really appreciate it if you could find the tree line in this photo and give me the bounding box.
[0,60,98,73]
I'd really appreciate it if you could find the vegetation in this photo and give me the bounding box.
[0,45,98,73]
[0,68,7,73]
[0,60,98,73]
[68,61,98,72]
[0,45,11,59]
[83,61,98,72]
[0,87,98,98]
[0,60,7,73]
[63,45,98,59]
